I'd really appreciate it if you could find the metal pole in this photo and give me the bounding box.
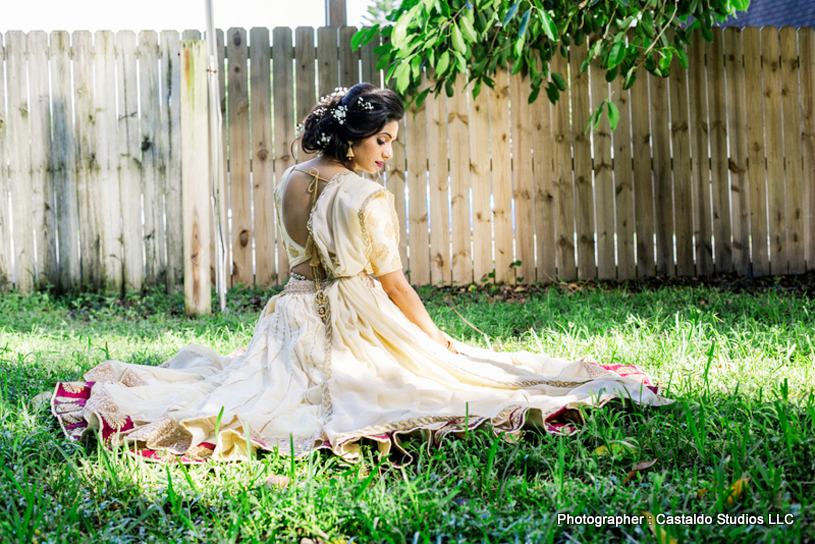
[205,0,228,312]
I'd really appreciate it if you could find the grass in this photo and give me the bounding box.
[0,281,813,543]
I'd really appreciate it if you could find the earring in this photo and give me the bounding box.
[346,142,354,159]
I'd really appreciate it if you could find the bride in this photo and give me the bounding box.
[51,83,668,463]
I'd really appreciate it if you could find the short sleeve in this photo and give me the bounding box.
[363,191,402,276]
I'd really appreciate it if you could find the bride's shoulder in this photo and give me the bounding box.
[336,172,387,197]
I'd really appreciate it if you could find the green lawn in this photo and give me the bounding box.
[1,281,813,543]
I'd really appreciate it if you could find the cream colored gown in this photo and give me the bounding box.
[51,169,668,463]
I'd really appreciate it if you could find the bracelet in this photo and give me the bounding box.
[445,338,456,353]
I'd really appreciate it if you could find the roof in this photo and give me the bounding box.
[718,0,815,28]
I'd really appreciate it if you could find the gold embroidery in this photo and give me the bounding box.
[84,388,128,429]
[581,360,616,378]
[358,188,388,263]
[373,243,389,262]
[127,414,193,454]
[366,210,382,228]
[61,382,88,394]
[390,254,401,270]
[85,361,119,383]
[120,369,148,387]
[384,221,395,240]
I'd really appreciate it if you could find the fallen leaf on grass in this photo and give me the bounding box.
[723,477,750,508]
[594,441,638,457]
[623,459,658,485]
[640,512,678,544]
[265,474,291,488]
[696,488,709,499]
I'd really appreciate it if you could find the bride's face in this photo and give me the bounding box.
[350,120,399,174]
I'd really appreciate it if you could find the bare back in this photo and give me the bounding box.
[279,160,350,278]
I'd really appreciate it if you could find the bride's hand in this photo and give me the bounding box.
[436,330,458,355]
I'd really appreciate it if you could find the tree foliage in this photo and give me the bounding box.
[353,0,750,129]
[363,0,401,26]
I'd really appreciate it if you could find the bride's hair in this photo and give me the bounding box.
[298,83,404,165]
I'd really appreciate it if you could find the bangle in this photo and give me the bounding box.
[445,338,456,353]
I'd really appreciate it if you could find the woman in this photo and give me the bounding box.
[51,83,668,463]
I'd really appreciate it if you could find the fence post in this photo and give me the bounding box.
[181,40,211,315]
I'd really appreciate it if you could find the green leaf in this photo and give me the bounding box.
[436,50,450,75]
[460,16,479,43]
[528,86,541,103]
[675,47,689,69]
[392,16,410,49]
[545,82,560,104]
[552,72,567,91]
[395,63,411,94]
[416,87,431,108]
[511,55,523,75]
[607,101,620,130]
[513,37,525,58]
[451,24,467,54]
[518,9,531,39]
[502,2,520,26]
[538,9,557,42]
[608,41,626,69]
[605,66,618,82]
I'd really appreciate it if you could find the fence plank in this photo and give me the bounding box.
[649,72,674,276]
[0,33,11,291]
[531,80,556,283]
[251,27,275,286]
[295,27,317,162]
[551,53,576,281]
[589,58,615,280]
[426,78,449,284]
[570,41,596,280]
[359,27,379,87]
[406,77,429,285]
[214,28,227,287]
[95,31,122,291]
[181,40,211,314]
[669,44,694,277]
[510,73,535,283]
[49,31,80,292]
[226,28,253,286]
[273,26,295,281]
[389,117,409,269]
[724,27,751,275]
[116,31,143,292]
[707,27,733,273]
[688,31,713,276]
[338,26,357,88]
[761,27,787,275]
[448,78,471,285]
[6,32,35,292]
[610,76,635,280]
[161,30,183,292]
[28,31,57,289]
[801,28,815,271]
[139,31,166,287]
[317,27,338,96]
[490,70,513,283]
[630,66,655,279]
[780,27,804,274]
[743,27,769,276]
[470,81,492,283]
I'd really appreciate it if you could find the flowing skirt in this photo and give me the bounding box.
[51,274,669,463]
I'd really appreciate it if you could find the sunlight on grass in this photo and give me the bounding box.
[0,284,812,542]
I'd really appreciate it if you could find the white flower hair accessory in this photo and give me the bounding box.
[319,133,331,147]
[333,105,348,125]
[319,87,348,105]
[357,96,374,111]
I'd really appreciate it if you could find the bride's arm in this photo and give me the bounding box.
[378,270,457,353]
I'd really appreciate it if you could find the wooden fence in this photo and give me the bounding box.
[0,26,813,293]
